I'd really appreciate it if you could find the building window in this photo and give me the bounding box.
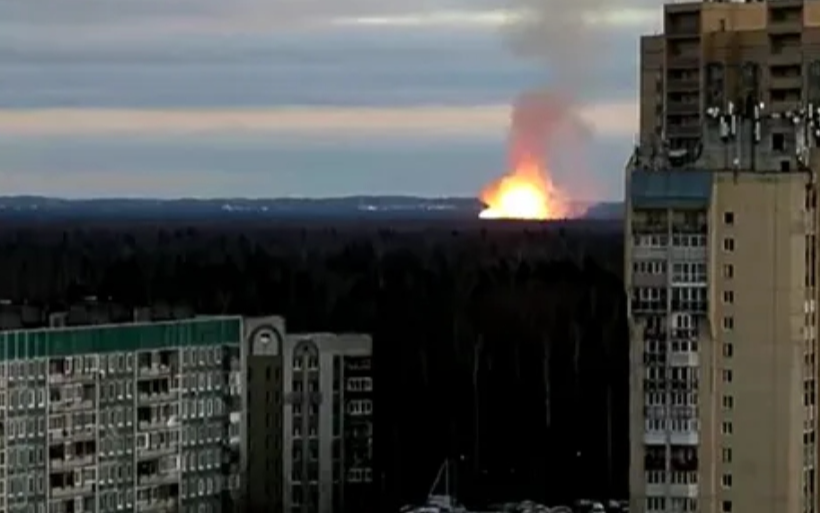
[722,447,732,463]
[722,395,734,409]
[723,316,734,331]
[722,473,733,488]
[773,133,786,152]
[723,342,734,358]
[724,211,734,225]
[722,500,733,513]
[722,421,733,435]
[723,369,733,382]
[723,237,735,252]
[723,264,734,279]
[723,290,734,304]
[646,497,666,512]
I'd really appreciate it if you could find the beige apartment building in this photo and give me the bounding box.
[628,2,820,513]
[243,317,374,513]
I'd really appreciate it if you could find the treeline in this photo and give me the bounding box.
[0,218,627,510]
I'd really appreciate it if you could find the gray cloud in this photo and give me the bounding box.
[0,30,639,109]
[1,0,657,43]
[0,0,477,39]
[0,0,649,198]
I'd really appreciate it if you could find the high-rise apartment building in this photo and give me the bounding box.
[0,315,244,513]
[628,2,820,513]
[244,318,374,513]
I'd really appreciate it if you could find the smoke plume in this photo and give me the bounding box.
[504,0,608,90]
[501,0,613,204]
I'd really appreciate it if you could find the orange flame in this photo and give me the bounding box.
[478,90,574,221]
[479,157,569,220]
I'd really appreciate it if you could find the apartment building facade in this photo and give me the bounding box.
[244,318,375,513]
[0,315,244,513]
[629,2,820,513]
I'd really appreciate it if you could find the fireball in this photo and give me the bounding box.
[479,159,569,220]
[478,90,576,221]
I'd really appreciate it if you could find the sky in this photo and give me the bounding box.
[0,0,663,199]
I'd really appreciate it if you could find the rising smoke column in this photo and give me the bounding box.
[508,0,613,203]
[479,0,612,219]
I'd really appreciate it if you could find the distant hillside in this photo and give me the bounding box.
[0,196,624,221]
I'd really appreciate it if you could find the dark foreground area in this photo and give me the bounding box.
[0,217,627,510]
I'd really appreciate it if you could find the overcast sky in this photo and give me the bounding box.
[0,0,662,199]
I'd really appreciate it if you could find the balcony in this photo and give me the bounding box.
[138,365,174,379]
[669,245,707,261]
[138,417,179,432]
[666,57,700,70]
[48,372,96,385]
[666,102,700,115]
[643,429,698,446]
[645,483,699,498]
[136,498,177,512]
[666,79,700,92]
[50,455,95,470]
[50,481,95,499]
[769,51,802,66]
[670,276,706,287]
[137,392,177,406]
[768,20,802,35]
[137,445,179,460]
[49,399,95,413]
[48,427,96,443]
[668,351,699,367]
[632,246,667,261]
[137,471,180,487]
[631,272,667,288]
[665,124,701,138]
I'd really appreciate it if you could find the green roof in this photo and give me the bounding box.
[0,316,242,360]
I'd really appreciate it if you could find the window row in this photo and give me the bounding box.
[346,377,373,392]
[634,235,707,249]
[644,339,698,354]
[181,448,223,472]
[645,392,698,406]
[646,497,697,512]
[645,470,698,484]
[348,400,373,415]
[633,261,666,275]
[180,474,229,498]
[645,366,698,381]
[645,418,699,432]
[672,262,707,283]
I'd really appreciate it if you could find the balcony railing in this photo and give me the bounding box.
[137,470,180,487]
[643,429,699,446]
[645,482,699,498]
[50,455,95,470]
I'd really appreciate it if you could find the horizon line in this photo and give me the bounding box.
[0,194,622,203]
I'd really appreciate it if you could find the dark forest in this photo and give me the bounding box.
[0,218,628,510]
